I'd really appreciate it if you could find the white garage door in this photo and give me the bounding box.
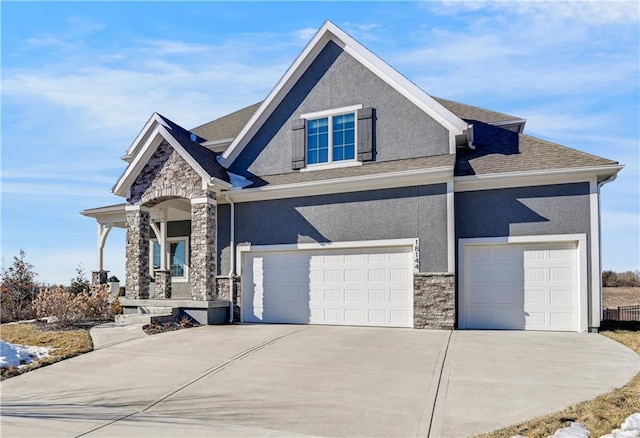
[242,246,414,327]
[462,243,578,331]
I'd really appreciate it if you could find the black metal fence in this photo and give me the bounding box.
[603,305,640,322]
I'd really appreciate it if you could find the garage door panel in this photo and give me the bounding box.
[464,242,578,331]
[549,289,574,304]
[243,246,413,327]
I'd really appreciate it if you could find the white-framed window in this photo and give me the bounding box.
[301,105,362,170]
[150,237,189,282]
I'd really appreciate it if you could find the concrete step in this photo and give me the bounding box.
[115,312,174,325]
[139,306,175,315]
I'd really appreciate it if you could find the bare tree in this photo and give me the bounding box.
[0,250,40,322]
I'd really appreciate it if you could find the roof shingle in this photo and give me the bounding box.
[455,121,618,176]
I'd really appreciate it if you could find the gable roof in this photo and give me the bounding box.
[112,113,230,197]
[191,102,262,143]
[455,121,619,177]
[219,20,469,166]
[190,96,525,145]
[432,97,524,125]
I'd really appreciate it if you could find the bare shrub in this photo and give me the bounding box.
[75,285,111,318]
[33,286,80,326]
[33,284,115,326]
[110,297,123,316]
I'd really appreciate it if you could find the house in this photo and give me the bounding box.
[82,21,622,332]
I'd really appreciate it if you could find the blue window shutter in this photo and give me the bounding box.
[357,107,375,162]
[291,118,306,170]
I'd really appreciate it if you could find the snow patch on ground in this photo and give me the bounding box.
[545,413,640,438]
[550,422,590,438]
[0,340,52,368]
[601,413,640,438]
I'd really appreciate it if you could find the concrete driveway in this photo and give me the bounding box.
[1,325,638,438]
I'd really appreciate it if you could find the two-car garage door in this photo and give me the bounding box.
[461,242,580,331]
[242,245,414,328]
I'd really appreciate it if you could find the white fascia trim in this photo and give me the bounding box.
[225,166,452,203]
[300,160,362,172]
[236,238,418,276]
[300,104,363,119]
[125,112,161,157]
[124,204,151,212]
[458,234,588,332]
[113,127,163,196]
[454,165,624,192]
[190,197,217,205]
[158,125,221,188]
[220,27,331,166]
[490,119,527,133]
[221,20,467,167]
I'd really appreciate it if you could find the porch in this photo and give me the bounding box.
[81,199,235,325]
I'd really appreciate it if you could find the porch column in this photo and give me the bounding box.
[125,205,150,299]
[150,213,171,299]
[92,222,112,285]
[190,195,217,301]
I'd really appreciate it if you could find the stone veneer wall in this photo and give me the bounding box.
[124,140,219,301]
[190,200,217,301]
[154,270,172,299]
[125,209,150,299]
[128,142,207,205]
[413,273,455,329]
[215,276,242,322]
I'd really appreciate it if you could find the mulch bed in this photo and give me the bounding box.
[143,319,200,335]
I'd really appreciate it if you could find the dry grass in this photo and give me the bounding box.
[603,287,640,309]
[0,322,93,380]
[478,328,640,438]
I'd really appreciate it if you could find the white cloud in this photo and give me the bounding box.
[431,1,639,26]
[291,27,318,42]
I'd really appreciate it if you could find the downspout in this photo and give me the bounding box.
[225,192,235,323]
[466,124,475,150]
[596,172,618,322]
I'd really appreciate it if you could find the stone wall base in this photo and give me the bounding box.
[92,270,108,285]
[215,276,242,322]
[414,273,455,330]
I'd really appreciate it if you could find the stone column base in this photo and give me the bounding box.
[215,276,242,322]
[92,270,109,285]
[154,270,172,299]
[414,273,455,330]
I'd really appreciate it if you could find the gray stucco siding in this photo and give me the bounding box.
[217,184,448,274]
[454,183,591,239]
[230,41,450,178]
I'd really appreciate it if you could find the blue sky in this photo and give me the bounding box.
[1,1,638,285]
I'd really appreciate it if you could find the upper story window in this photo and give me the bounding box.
[307,113,355,165]
[292,105,375,171]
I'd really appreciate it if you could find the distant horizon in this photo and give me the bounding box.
[2,2,638,285]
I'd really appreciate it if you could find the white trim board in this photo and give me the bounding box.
[236,238,418,276]
[223,166,452,203]
[454,165,623,192]
[220,20,467,167]
[457,234,588,332]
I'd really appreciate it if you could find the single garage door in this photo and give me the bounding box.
[462,242,578,331]
[242,246,414,327]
